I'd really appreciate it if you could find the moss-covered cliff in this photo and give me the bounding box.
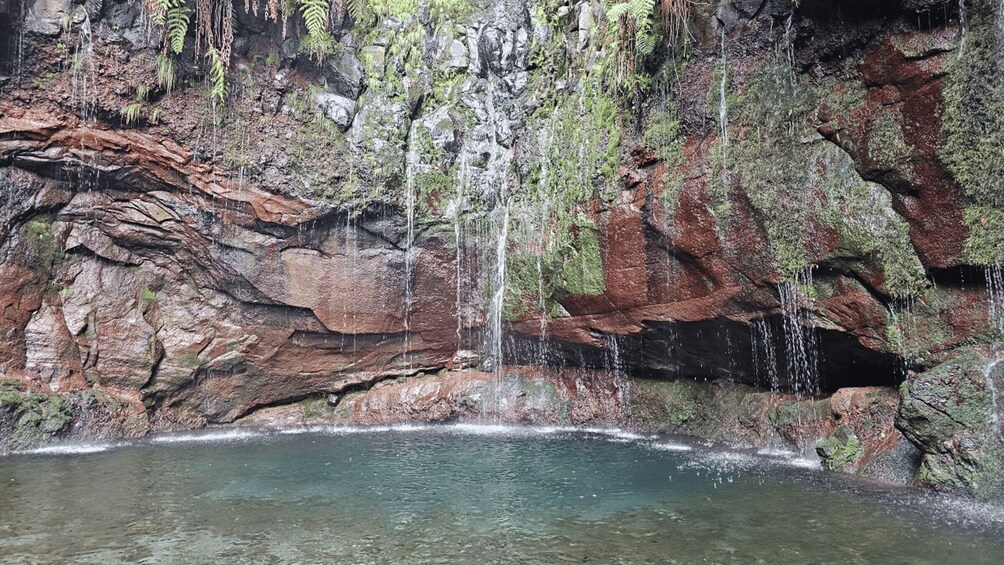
[1,0,1003,497]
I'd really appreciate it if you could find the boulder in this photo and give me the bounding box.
[896,349,1004,498]
[313,92,357,130]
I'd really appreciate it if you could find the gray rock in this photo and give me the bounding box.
[101,0,148,48]
[313,92,357,130]
[323,50,366,99]
[445,39,469,69]
[576,2,594,50]
[23,0,70,36]
[416,106,457,152]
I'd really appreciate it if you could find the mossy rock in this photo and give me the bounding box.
[1,386,74,450]
[815,425,864,471]
[896,348,1004,498]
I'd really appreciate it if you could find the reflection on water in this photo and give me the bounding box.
[1,425,1002,564]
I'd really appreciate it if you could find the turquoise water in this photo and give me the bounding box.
[1,425,1002,564]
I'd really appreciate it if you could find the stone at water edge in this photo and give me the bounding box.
[896,348,1004,499]
[816,425,864,471]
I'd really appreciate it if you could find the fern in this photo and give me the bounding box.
[206,47,227,104]
[166,0,191,55]
[150,0,171,26]
[345,0,375,27]
[121,102,143,125]
[298,0,329,38]
[156,54,176,93]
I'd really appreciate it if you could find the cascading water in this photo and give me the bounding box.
[751,318,780,391]
[717,29,730,187]
[986,263,1004,336]
[403,144,417,368]
[606,334,629,411]
[71,12,98,121]
[778,268,820,397]
[985,358,1002,431]
[985,264,1004,434]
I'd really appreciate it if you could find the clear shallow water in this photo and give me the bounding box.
[1,426,1003,564]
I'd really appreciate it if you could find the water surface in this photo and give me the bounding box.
[1,425,1002,564]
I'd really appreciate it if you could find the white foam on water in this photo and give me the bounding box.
[278,424,435,436]
[756,447,800,457]
[929,494,1004,528]
[150,429,265,444]
[17,443,114,455]
[779,456,821,470]
[651,442,694,452]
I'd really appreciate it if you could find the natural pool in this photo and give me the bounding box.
[1,425,1002,564]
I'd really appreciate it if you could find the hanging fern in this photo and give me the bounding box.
[156,53,176,93]
[120,102,143,125]
[605,0,659,89]
[298,0,330,38]
[345,0,375,28]
[165,0,192,55]
[206,47,227,103]
[297,0,336,59]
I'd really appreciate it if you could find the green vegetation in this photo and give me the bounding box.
[644,100,685,223]
[940,0,1004,264]
[205,47,227,104]
[0,381,73,448]
[815,425,863,471]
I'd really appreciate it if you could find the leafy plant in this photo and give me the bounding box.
[165,0,192,55]
[205,47,227,103]
[298,0,335,59]
[121,102,143,125]
[156,53,176,93]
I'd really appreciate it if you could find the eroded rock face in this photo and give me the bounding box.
[0,0,997,492]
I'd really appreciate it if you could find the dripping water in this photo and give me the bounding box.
[778,268,819,397]
[717,29,730,187]
[987,263,1004,337]
[71,11,97,121]
[606,334,628,411]
[403,130,418,368]
[985,358,1002,433]
[751,318,780,391]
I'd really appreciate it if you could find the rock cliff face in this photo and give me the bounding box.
[1,0,1003,497]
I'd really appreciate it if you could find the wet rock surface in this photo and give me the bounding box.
[0,0,999,495]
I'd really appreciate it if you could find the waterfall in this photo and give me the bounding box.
[986,358,1002,431]
[778,268,820,396]
[717,29,730,187]
[480,80,514,386]
[403,139,418,368]
[751,318,780,391]
[71,11,97,120]
[987,263,1004,336]
[453,152,469,349]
